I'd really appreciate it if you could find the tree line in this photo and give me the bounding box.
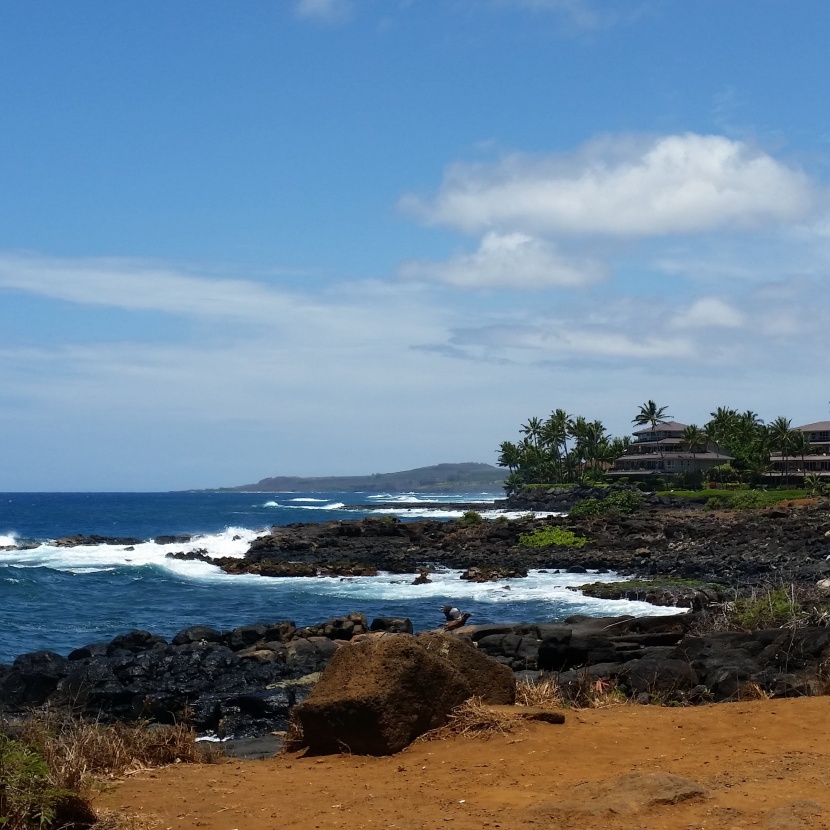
[497,401,821,493]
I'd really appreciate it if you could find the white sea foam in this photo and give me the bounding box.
[176,567,686,619]
[0,527,686,619]
[263,501,345,511]
[0,527,263,575]
[364,507,563,520]
[366,492,500,504]
[0,534,17,548]
[289,498,329,503]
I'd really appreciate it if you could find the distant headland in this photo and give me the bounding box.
[198,462,507,493]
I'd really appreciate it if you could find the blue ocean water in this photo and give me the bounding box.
[0,491,680,664]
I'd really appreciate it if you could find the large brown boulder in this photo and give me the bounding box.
[416,631,515,705]
[291,633,514,755]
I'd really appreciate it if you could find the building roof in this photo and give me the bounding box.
[631,421,688,435]
[797,421,830,432]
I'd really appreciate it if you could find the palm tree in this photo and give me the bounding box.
[540,409,570,483]
[633,400,672,476]
[520,416,543,449]
[680,424,707,458]
[706,406,739,452]
[579,419,609,476]
[568,416,589,481]
[768,416,795,486]
[789,429,812,484]
[497,441,522,473]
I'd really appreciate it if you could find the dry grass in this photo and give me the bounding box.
[737,681,774,702]
[16,710,222,793]
[418,698,522,742]
[281,717,305,754]
[0,710,223,829]
[516,675,626,710]
[515,677,563,708]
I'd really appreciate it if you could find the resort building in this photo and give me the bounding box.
[769,421,830,479]
[607,421,732,479]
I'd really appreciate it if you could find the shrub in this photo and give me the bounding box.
[0,736,65,829]
[731,586,801,630]
[518,527,589,548]
[568,497,603,518]
[701,490,793,511]
[570,489,644,518]
[458,510,483,526]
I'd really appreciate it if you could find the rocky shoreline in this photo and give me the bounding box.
[4,490,830,745]
[197,493,830,586]
[5,607,830,745]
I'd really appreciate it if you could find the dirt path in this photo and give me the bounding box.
[100,697,830,830]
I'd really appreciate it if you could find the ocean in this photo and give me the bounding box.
[0,491,681,664]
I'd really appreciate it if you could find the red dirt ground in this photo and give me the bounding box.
[99,697,830,830]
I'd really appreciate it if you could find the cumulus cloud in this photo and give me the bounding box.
[398,232,606,288]
[295,0,351,23]
[672,297,744,329]
[403,133,814,238]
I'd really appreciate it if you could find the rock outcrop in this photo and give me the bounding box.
[290,632,515,755]
[194,502,830,587]
[0,614,377,738]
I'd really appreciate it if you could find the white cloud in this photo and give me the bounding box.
[447,318,697,361]
[672,297,744,329]
[404,133,814,238]
[1,252,829,489]
[295,0,351,23]
[398,232,606,288]
[0,255,295,322]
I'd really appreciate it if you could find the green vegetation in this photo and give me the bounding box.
[0,736,66,829]
[570,489,645,517]
[498,400,828,495]
[0,712,222,829]
[458,510,483,526]
[731,586,801,630]
[658,488,811,510]
[215,462,507,493]
[497,408,629,493]
[518,526,590,548]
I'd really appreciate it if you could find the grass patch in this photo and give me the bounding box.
[569,490,644,518]
[658,488,811,510]
[1,711,222,829]
[730,586,802,630]
[515,677,563,708]
[0,734,71,830]
[518,526,589,548]
[515,675,626,710]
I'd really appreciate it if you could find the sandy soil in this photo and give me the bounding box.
[99,697,830,830]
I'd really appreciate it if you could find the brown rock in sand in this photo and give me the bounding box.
[291,632,513,755]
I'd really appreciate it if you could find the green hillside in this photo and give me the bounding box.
[215,462,506,493]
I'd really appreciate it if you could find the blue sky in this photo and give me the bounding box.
[2,0,830,490]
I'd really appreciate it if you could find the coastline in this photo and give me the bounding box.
[4,493,830,745]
